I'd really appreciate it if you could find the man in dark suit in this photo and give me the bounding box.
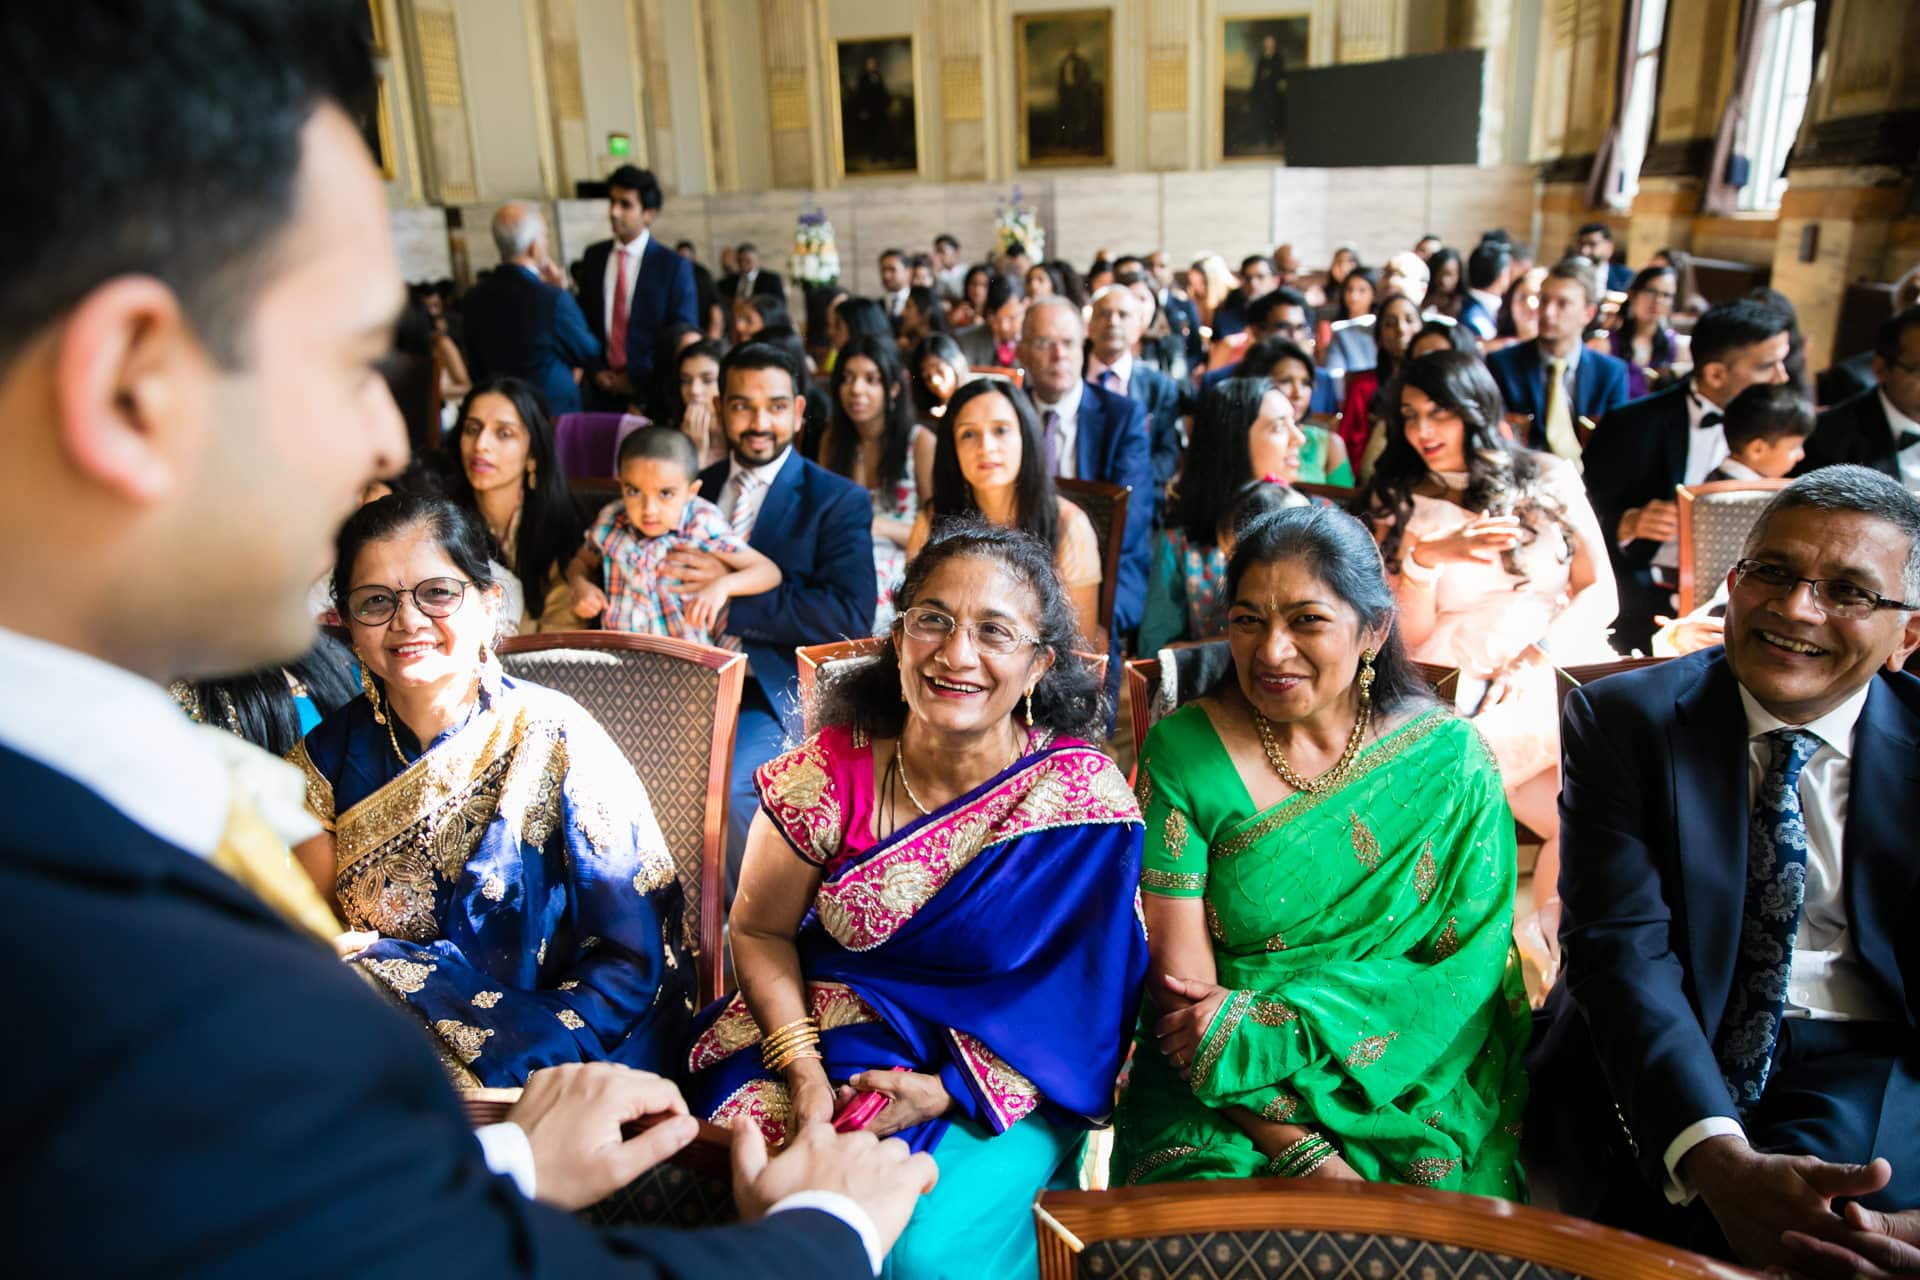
[718,242,783,304]
[1578,221,1634,293]
[463,202,600,415]
[0,3,932,1273]
[1459,239,1512,342]
[676,239,726,341]
[1486,257,1631,457]
[1019,296,1154,638]
[1146,249,1204,372]
[1199,289,1338,414]
[576,166,698,411]
[1551,469,1920,1274]
[684,343,876,879]
[1584,298,1793,650]
[1087,282,1185,503]
[1798,306,1920,488]
[1209,253,1276,340]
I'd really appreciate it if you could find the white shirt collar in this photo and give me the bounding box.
[0,626,231,856]
[1468,287,1502,314]
[1541,340,1581,376]
[1737,678,1872,761]
[617,228,649,259]
[1087,352,1132,388]
[727,443,796,491]
[1034,382,1083,426]
[1688,382,1724,430]
[1716,456,1762,480]
[1881,389,1920,444]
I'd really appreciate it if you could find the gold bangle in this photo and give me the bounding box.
[767,1046,823,1074]
[760,1022,820,1059]
[760,1016,819,1047]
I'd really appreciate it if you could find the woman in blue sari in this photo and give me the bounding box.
[293,493,693,1087]
[685,519,1147,1278]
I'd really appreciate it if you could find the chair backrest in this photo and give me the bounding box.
[553,412,649,482]
[1293,480,1359,510]
[1677,479,1789,612]
[969,364,1025,386]
[498,631,744,1004]
[573,477,624,525]
[797,636,1108,739]
[1035,1181,1750,1280]
[1056,476,1132,634]
[1553,656,1671,723]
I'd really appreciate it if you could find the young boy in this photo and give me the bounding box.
[1704,383,1812,482]
[566,426,780,647]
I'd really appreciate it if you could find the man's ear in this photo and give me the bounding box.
[53,276,203,504]
[1889,609,1920,674]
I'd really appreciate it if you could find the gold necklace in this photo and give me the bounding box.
[894,730,1022,817]
[1253,696,1372,795]
[385,716,412,767]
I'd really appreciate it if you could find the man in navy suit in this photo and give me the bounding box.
[1578,221,1635,294]
[1019,297,1155,639]
[1087,282,1186,503]
[1584,299,1793,650]
[1486,257,1631,457]
[1797,307,1920,488]
[683,343,876,880]
[0,5,932,1273]
[1199,289,1338,414]
[1459,239,1511,342]
[578,166,698,411]
[462,202,600,415]
[1146,249,1204,372]
[1552,468,1920,1274]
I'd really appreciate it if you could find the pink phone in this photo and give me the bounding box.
[831,1066,909,1132]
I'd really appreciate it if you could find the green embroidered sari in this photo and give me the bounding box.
[1112,701,1529,1198]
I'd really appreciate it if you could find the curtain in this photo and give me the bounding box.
[1584,0,1647,210]
[1702,0,1771,215]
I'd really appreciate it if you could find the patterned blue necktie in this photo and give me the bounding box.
[1715,727,1821,1109]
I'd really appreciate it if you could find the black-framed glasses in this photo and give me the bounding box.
[347,577,473,626]
[898,606,1039,656]
[1732,559,1919,619]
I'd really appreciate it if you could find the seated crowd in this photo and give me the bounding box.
[11,6,1920,1279]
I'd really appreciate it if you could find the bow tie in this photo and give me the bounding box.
[1699,411,1724,431]
[1898,430,1920,452]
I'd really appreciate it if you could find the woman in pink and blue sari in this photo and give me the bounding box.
[683,519,1147,1278]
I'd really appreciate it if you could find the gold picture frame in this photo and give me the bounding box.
[827,34,923,179]
[1015,8,1112,169]
[1217,11,1311,164]
[367,0,388,54]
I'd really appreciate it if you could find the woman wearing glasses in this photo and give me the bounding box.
[684,520,1148,1279]
[291,492,692,1085]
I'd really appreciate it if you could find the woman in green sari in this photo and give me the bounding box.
[1112,504,1529,1197]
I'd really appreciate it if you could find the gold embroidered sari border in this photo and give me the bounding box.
[1189,988,1253,1090]
[1215,709,1450,861]
[333,699,533,863]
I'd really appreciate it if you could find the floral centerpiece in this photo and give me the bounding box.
[790,207,840,288]
[994,187,1045,262]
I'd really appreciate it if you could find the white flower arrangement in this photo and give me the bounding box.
[994,187,1045,261]
[790,208,841,287]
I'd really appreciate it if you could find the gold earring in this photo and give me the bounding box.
[1358,649,1377,699]
[1025,685,1036,726]
[361,664,387,726]
[526,460,538,491]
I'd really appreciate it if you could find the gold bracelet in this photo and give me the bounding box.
[766,1045,823,1074]
[759,1017,819,1051]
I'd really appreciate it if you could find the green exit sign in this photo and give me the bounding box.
[607,133,631,157]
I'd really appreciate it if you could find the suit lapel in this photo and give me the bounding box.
[750,451,802,550]
[1075,384,1103,478]
[1843,676,1919,1019]
[1860,396,1900,478]
[1670,655,1752,1032]
[1660,386,1690,488]
[1574,353,1600,420]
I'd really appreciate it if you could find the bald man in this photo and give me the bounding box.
[463,201,601,414]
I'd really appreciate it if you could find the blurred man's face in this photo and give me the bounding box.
[1578,229,1613,265]
[1020,304,1085,401]
[1415,236,1440,261]
[1146,252,1171,289]
[738,248,760,275]
[1536,276,1594,346]
[880,254,907,292]
[608,186,650,243]
[1088,290,1139,361]
[1243,260,1276,299]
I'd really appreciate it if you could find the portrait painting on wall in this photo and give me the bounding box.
[1220,13,1310,161]
[1015,9,1112,168]
[835,36,918,176]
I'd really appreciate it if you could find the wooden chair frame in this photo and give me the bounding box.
[1554,656,1670,723]
[498,630,744,1004]
[1293,480,1360,508]
[798,636,1107,739]
[1034,1181,1752,1280]
[1676,478,1789,613]
[1056,476,1132,635]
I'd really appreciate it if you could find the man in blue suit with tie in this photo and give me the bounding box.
[683,343,876,881]
[462,202,601,416]
[1019,297,1155,642]
[0,3,933,1274]
[578,165,699,412]
[1486,257,1630,457]
[1549,469,1920,1275]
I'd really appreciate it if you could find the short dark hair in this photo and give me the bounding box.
[984,272,1024,317]
[736,241,758,256]
[880,247,906,264]
[1546,256,1601,304]
[0,0,375,370]
[1576,222,1612,241]
[719,340,799,400]
[1875,305,1920,364]
[1722,384,1813,453]
[673,239,696,254]
[1248,288,1308,330]
[1240,254,1274,276]
[332,492,498,620]
[1238,337,1315,381]
[1691,298,1790,369]
[934,233,959,251]
[606,165,663,210]
[1748,465,1920,598]
[1467,241,1511,290]
[615,423,698,477]
[1222,480,1302,543]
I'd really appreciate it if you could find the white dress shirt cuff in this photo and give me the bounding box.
[475,1122,537,1200]
[768,1190,885,1275]
[1662,1116,1745,1205]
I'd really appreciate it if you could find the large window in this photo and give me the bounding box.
[1611,0,1668,208]
[1737,0,1815,211]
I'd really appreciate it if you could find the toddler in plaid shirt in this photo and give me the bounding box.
[564,427,780,646]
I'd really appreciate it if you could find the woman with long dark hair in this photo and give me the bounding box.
[1335,292,1423,468]
[664,337,727,469]
[731,290,789,346]
[1607,265,1679,397]
[1423,246,1465,319]
[948,264,992,329]
[906,378,1103,644]
[822,335,936,626]
[1359,350,1617,989]
[908,332,971,422]
[445,376,585,632]
[899,285,949,349]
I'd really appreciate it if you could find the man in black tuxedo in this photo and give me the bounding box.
[676,239,726,341]
[577,166,698,412]
[462,203,600,415]
[0,4,932,1274]
[1144,250,1202,370]
[719,242,784,304]
[1583,298,1794,651]
[1086,283,1185,506]
[1550,469,1920,1274]
[1798,307,1920,489]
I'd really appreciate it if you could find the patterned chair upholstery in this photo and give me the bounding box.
[498,631,745,1003]
[1677,479,1789,612]
[1057,477,1132,633]
[1036,1182,1748,1280]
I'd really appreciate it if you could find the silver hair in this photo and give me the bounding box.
[1743,465,1920,601]
[491,202,543,261]
[1021,293,1084,338]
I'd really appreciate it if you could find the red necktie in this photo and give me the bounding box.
[609,249,631,371]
